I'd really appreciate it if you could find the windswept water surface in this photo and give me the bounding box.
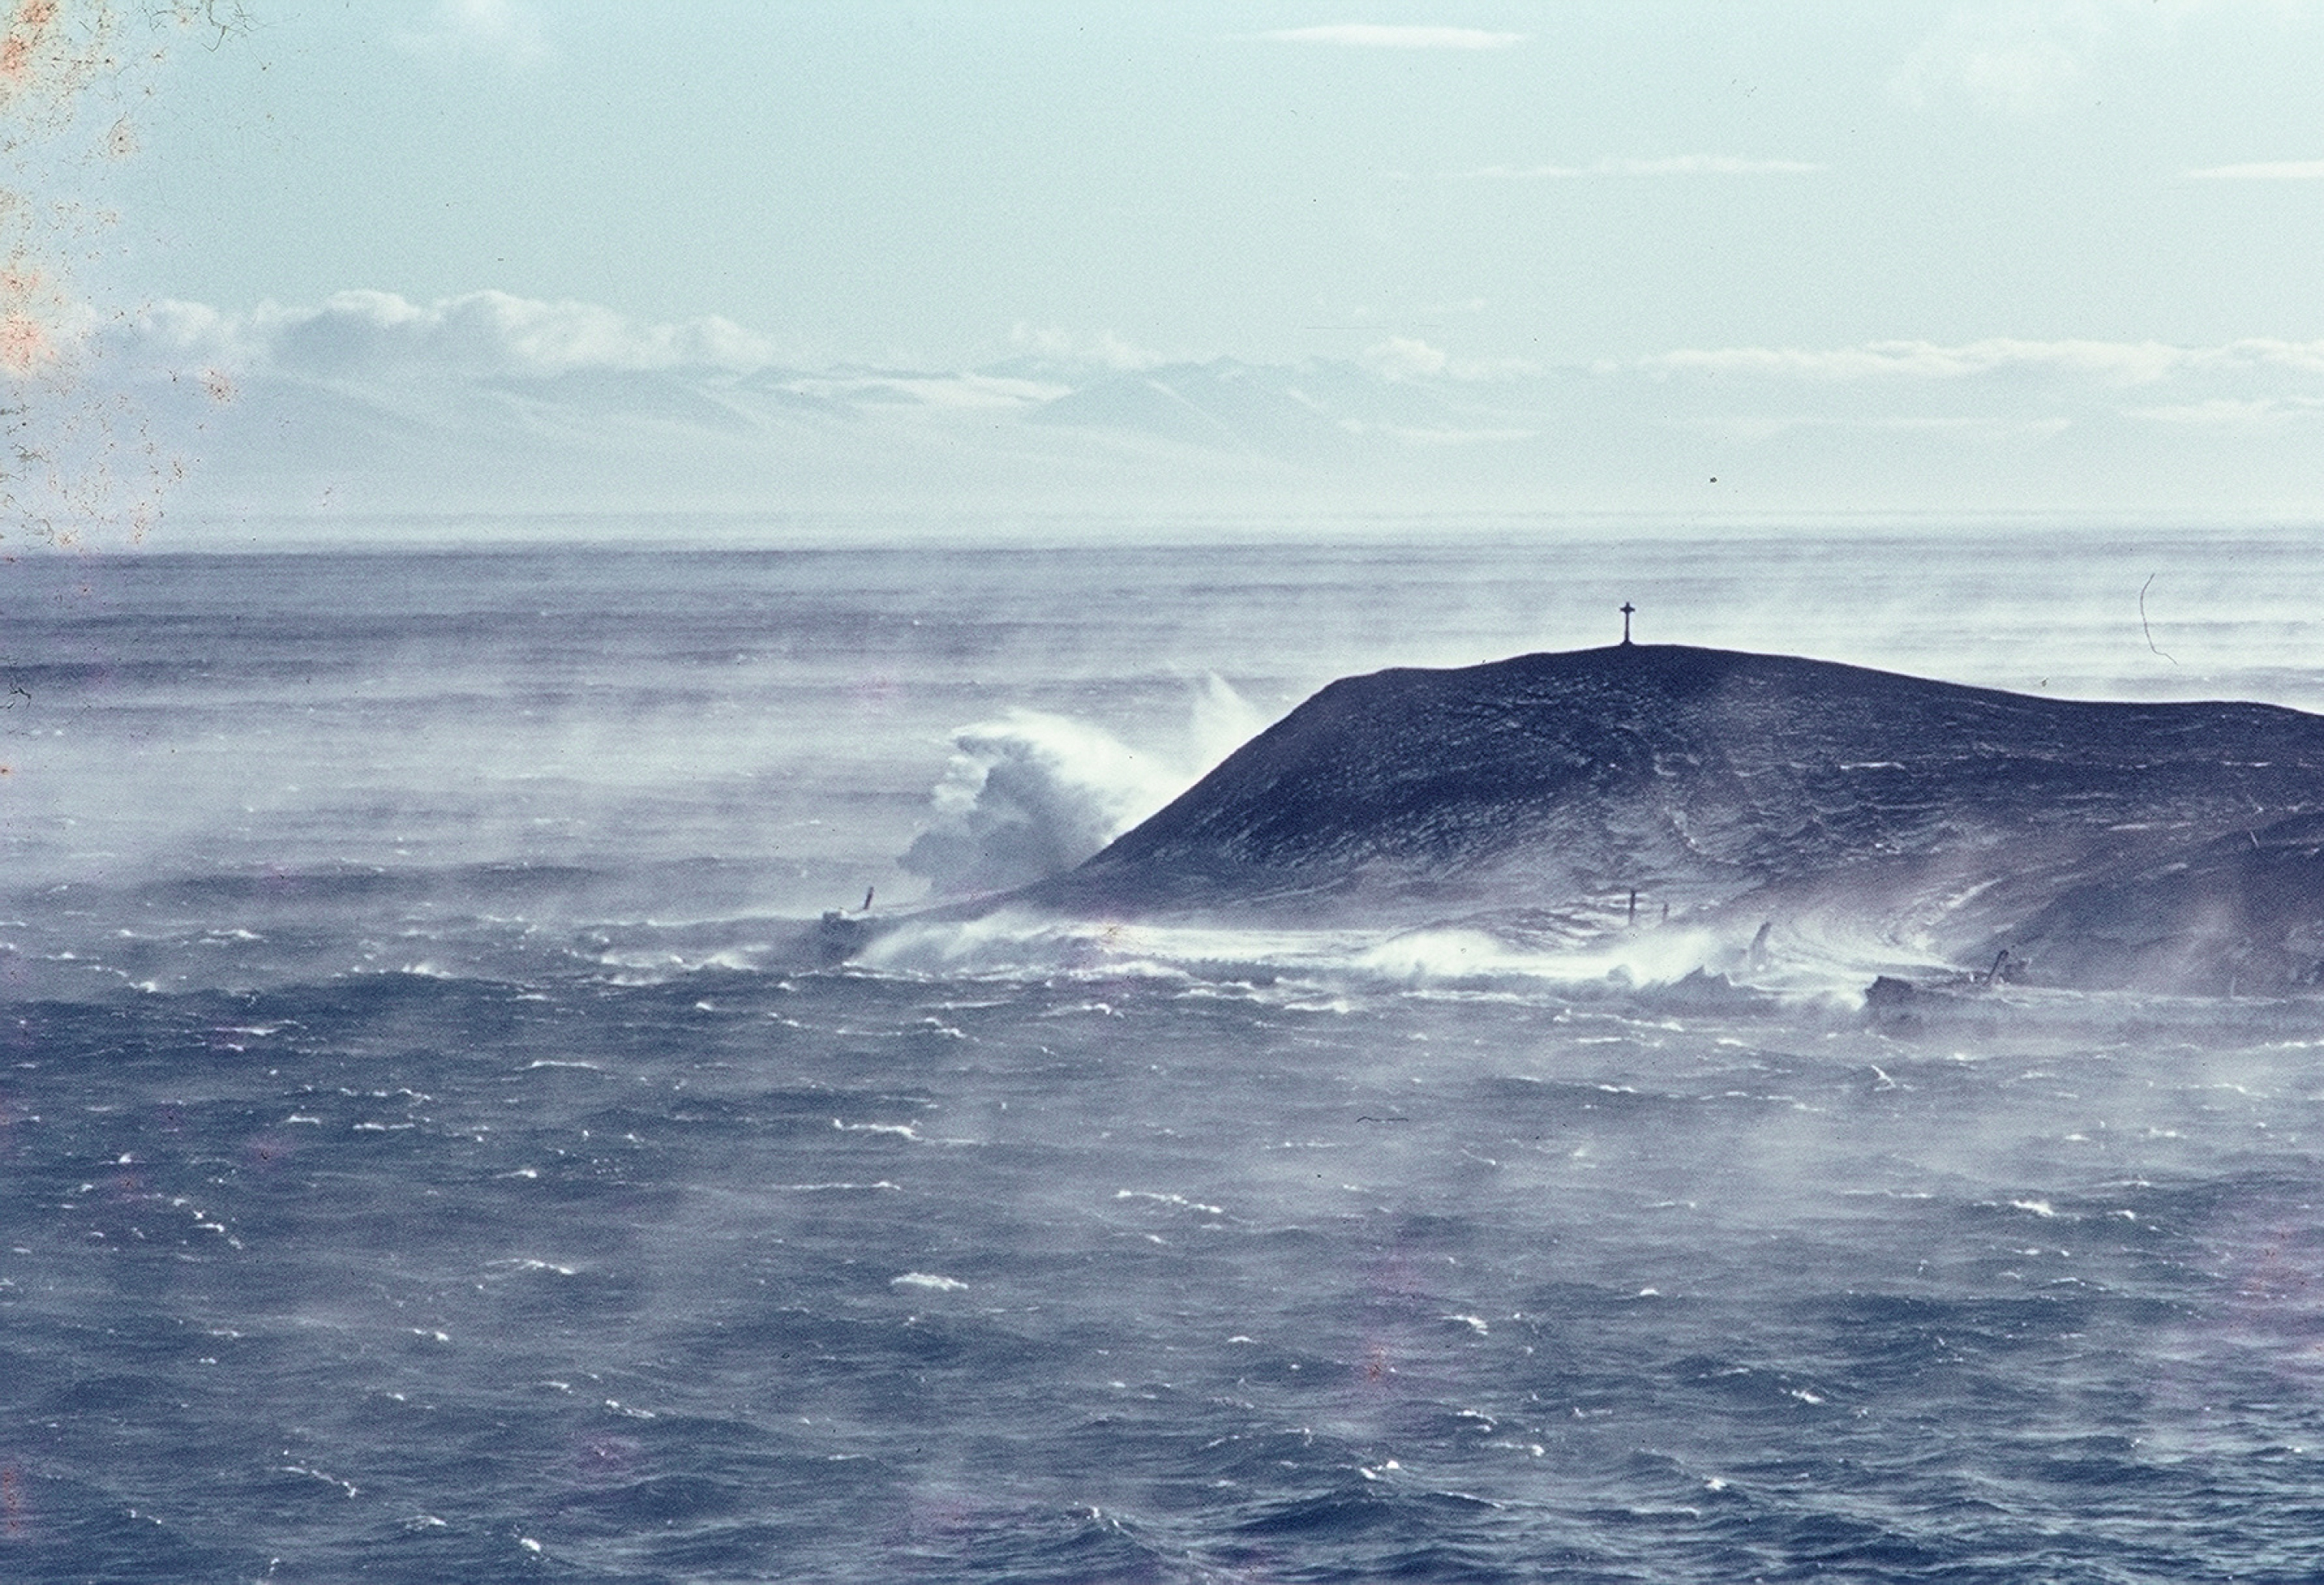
[3,532,2322,1583]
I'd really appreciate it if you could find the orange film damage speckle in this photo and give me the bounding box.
[0,0,98,120]
[0,307,46,371]
[0,3,246,546]
[0,2,59,89]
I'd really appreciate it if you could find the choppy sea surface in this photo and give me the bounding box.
[6,529,2324,1583]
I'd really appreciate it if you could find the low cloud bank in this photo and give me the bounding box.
[61,289,2324,538]
[131,291,780,380]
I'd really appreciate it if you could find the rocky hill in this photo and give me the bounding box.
[1025,644,2324,993]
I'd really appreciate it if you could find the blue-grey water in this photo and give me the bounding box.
[5,533,2324,1583]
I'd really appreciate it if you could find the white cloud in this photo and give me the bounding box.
[1249,25,1525,49]
[1453,156,1824,179]
[2236,338,2324,374]
[1360,336,1536,382]
[1686,412,2070,442]
[91,302,2324,528]
[2186,160,2324,179]
[1615,156,1825,177]
[1363,336,1449,380]
[1678,336,2324,386]
[1890,5,2094,117]
[126,298,237,359]
[395,0,550,69]
[1888,1,2300,119]
[784,372,1070,410]
[1645,337,2198,385]
[126,299,2324,416]
[1008,323,1167,370]
[2128,397,2319,427]
[122,290,783,379]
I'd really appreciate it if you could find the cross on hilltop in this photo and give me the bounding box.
[1620,602,1635,646]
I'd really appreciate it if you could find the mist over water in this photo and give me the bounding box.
[900,674,1264,899]
[4,526,2324,1582]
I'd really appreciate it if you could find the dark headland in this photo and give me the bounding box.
[894,645,2324,996]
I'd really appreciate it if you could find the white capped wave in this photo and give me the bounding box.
[855,906,1917,1009]
[900,676,1265,897]
[1115,1190,1226,1216]
[891,1271,967,1292]
[834,1120,921,1140]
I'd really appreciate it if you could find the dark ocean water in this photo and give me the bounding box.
[5,537,2324,1583]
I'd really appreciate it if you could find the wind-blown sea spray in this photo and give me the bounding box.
[9,542,2324,1582]
[901,673,1264,898]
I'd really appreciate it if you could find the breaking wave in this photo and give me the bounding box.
[899,673,1264,896]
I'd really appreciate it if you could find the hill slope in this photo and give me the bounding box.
[1026,645,2324,992]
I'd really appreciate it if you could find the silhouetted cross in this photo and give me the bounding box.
[1620,601,1635,646]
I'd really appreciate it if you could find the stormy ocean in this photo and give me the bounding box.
[6,527,2324,1584]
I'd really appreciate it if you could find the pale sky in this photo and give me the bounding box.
[106,1,2323,366]
[25,2,2324,531]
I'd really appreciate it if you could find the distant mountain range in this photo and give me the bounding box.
[90,311,2324,530]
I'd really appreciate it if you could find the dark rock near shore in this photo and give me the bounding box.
[1018,645,2324,994]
